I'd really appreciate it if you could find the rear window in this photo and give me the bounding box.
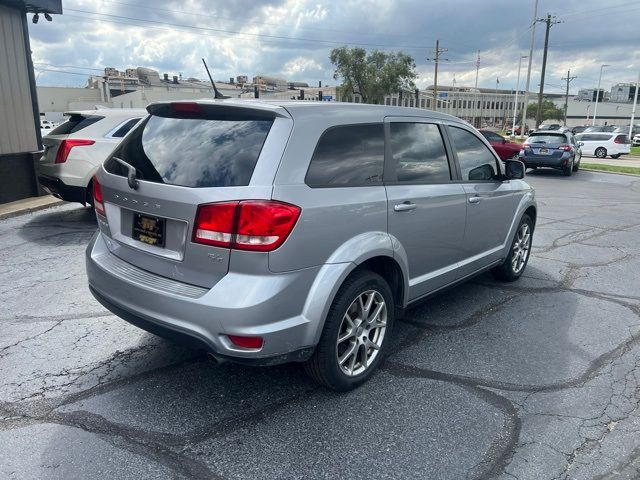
[526,134,567,144]
[104,115,273,188]
[50,114,104,135]
[577,134,612,141]
[615,134,630,144]
[305,124,384,187]
[109,118,142,138]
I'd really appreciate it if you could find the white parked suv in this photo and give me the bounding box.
[633,133,640,147]
[38,109,145,205]
[575,132,631,159]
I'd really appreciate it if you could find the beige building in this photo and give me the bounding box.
[0,0,62,204]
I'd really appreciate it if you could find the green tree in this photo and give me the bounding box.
[330,47,417,104]
[520,100,564,123]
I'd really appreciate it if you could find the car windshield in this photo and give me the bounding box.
[526,134,566,144]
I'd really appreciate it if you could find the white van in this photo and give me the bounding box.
[575,133,631,159]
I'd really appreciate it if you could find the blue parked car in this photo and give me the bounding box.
[519,131,582,176]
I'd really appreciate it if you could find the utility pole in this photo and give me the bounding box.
[535,14,561,128]
[427,40,448,112]
[630,72,639,140]
[512,55,527,138]
[592,64,609,125]
[561,70,577,126]
[521,0,538,134]
[471,50,480,126]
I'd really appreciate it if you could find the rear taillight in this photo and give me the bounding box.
[193,200,301,252]
[170,102,202,117]
[92,175,105,216]
[558,144,572,151]
[614,137,623,144]
[55,139,95,164]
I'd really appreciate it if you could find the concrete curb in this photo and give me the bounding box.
[0,195,65,220]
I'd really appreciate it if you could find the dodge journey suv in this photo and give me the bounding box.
[86,100,536,391]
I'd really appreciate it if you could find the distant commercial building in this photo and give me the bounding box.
[236,75,248,84]
[253,75,288,90]
[610,83,637,103]
[577,88,609,102]
[0,0,62,204]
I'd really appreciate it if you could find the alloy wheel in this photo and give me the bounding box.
[511,223,531,274]
[336,290,387,376]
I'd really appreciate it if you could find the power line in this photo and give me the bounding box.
[34,62,103,71]
[64,8,434,50]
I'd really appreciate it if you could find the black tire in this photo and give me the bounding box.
[85,181,94,208]
[491,214,533,282]
[595,147,607,158]
[572,158,580,172]
[563,159,573,176]
[305,270,394,391]
[610,154,621,159]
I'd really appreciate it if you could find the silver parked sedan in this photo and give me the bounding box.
[86,100,536,390]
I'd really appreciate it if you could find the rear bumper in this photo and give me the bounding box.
[85,232,334,365]
[38,174,87,203]
[521,153,572,169]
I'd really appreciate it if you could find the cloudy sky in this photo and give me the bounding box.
[29,0,640,94]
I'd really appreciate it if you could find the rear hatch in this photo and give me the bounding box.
[96,101,292,288]
[525,133,571,158]
[41,112,105,164]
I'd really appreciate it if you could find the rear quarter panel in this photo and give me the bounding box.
[270,109,389,273]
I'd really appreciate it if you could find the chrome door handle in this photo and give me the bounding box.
[394,202,417,212]
[468,196,482,204]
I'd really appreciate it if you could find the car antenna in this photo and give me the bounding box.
[202,58,229,99]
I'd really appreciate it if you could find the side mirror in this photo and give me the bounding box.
[468,164,495,181]
[504,159,525,180]
[502,138,507,144]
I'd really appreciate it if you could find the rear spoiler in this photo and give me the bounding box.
[146,101,285,121]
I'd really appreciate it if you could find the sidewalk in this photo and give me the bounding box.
[0,195,64,220]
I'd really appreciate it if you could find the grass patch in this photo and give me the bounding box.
[581,163,640,175]
[631,146,640,156]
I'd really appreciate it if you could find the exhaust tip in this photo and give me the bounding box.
[207,352,220,364]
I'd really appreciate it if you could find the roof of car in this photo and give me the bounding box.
[146,98,467,125]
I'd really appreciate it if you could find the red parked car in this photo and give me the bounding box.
[479,130,523,161]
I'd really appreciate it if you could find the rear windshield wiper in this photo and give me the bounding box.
[112,157,139,190]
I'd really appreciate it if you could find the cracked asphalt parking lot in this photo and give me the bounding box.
[1,170,640,480]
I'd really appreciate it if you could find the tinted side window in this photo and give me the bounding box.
[110,118,142,138]
[390,123,450,183]
[50,115,104,135]
[305,124,384,187]
[449,127,499,181]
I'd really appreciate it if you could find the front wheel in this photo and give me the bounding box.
[305,270,394,391]
[610,154,621,159]
[491,214,533,282]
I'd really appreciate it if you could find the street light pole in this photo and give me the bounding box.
[512,55,527,138]
[592,64,608,125]
[629,71,639,140]
[521,0,538,135]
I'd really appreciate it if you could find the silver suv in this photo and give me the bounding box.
[86,100,536,390]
